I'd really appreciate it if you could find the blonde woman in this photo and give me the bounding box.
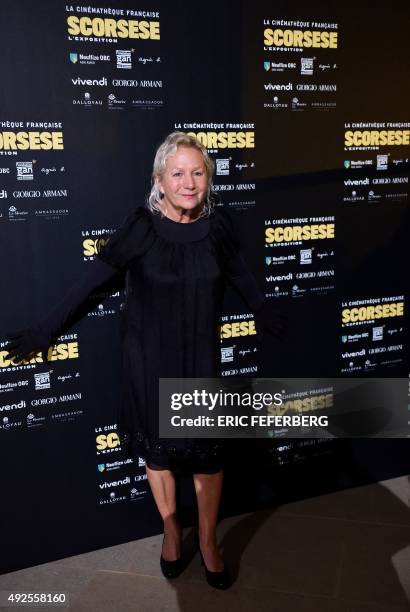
[7,132,285,589]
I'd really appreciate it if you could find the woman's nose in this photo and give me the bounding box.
[182,174,195,188]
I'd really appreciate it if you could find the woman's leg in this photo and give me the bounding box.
[193,470,225,571]
[146,463,181,561]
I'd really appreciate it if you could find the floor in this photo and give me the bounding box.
[0,475,409,612]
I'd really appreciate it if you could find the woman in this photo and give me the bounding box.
[7,132,285,590]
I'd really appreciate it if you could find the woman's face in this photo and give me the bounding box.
[156,145,208,217]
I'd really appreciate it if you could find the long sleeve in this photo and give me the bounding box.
[37,257,119,338]
[7,258,119,361]
[225,251,265,312]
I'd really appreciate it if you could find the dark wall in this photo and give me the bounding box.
[0,0,409,573]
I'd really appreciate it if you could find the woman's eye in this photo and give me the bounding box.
[195,171,204,176]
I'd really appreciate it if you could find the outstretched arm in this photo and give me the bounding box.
[7,258,118,362]
[226,252,287,340]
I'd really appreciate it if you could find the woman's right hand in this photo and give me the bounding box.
[254,303,288,342]
[6,326,52,362]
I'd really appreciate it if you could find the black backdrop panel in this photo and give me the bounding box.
[0,0,409,573]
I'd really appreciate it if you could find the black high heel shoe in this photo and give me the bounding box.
[196,537,230,590]
[160,534,183,579]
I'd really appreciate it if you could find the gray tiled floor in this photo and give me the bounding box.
[1,476,409,612]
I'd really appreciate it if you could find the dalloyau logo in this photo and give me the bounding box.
[72,77,107,86]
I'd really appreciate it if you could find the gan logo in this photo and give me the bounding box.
[377,154,388,170]
[300,58,314,75]
[116,49,132,69]
[300,249,312,264]
[16,161,34,180]
[35,371,51,390]
[216,158,230,175]
[221,347,234,363]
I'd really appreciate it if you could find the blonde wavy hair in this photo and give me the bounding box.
[147,131,216,217]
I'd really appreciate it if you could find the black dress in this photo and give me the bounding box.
[97,205,249,474]
[10,204,266,474]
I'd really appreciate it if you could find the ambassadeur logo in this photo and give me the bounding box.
[67,16,160,41]
[263,28,338,49]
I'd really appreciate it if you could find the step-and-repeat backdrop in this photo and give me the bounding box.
[1,0,409,573]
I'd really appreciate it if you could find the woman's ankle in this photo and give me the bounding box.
[163,514,180,534]
[198,532,218,551]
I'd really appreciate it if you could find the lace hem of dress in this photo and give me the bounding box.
[119,430,224,462]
